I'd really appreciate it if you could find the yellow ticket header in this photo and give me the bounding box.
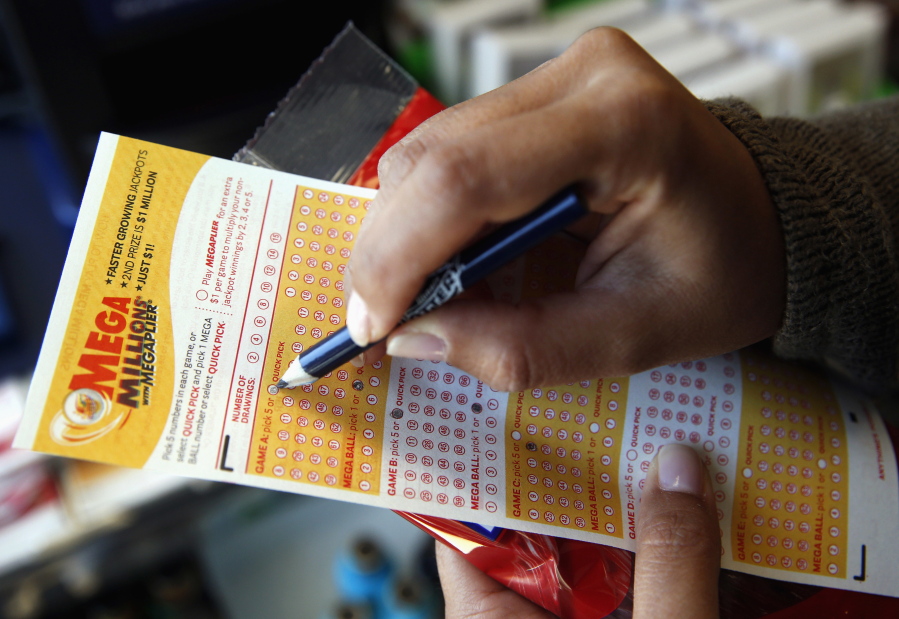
[33,136,208,467]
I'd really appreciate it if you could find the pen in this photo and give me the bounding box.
[277,186,588,388]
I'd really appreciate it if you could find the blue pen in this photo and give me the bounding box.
[277,186,587,388]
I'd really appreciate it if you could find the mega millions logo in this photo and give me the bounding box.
[50,296,160,447]
[50,388,127,445]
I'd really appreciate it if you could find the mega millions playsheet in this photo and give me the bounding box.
[16,134,899,596]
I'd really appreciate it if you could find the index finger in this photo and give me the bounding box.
[345,97,600,345]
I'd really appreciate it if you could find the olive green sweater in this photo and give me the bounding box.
[706,97,899,393]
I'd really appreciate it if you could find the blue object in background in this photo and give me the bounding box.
[334,538,395,606]
[200,494,435,619]
[379,576,435,619]
[332,537,439,619]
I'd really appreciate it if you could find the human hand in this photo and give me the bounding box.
[437,443,721,619]
[344,27,785,391]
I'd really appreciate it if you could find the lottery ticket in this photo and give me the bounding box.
[16,134,899,596]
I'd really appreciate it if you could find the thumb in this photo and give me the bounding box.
[384,291,635,391]
[634,443,721,619]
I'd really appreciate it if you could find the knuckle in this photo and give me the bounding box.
[346,251,389,298]
[418,143,484,205]
[571,26,637,56]
[477,308,543,392]
[379,104,467,186]
[485,349,536,394]
[602,329,655,377]
[639,508,719,561]
[616,342,656,377]
[379,134,430,185]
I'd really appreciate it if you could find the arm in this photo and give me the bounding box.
[708,97,899,391]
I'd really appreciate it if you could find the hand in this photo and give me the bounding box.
[437,443,721,619]
[344,27,785,391]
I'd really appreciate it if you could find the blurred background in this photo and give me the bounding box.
[0,0,897,617]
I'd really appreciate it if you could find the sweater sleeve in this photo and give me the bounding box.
[704,97,899,392]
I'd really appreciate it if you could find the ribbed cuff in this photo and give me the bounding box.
[703,98,899,390]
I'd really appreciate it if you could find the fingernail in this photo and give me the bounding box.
[387,333,446,362]
[350,353,364,368]
[657,444,704,496]
[346,292,371,346]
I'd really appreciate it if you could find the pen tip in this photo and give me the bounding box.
[276,379,288,389]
